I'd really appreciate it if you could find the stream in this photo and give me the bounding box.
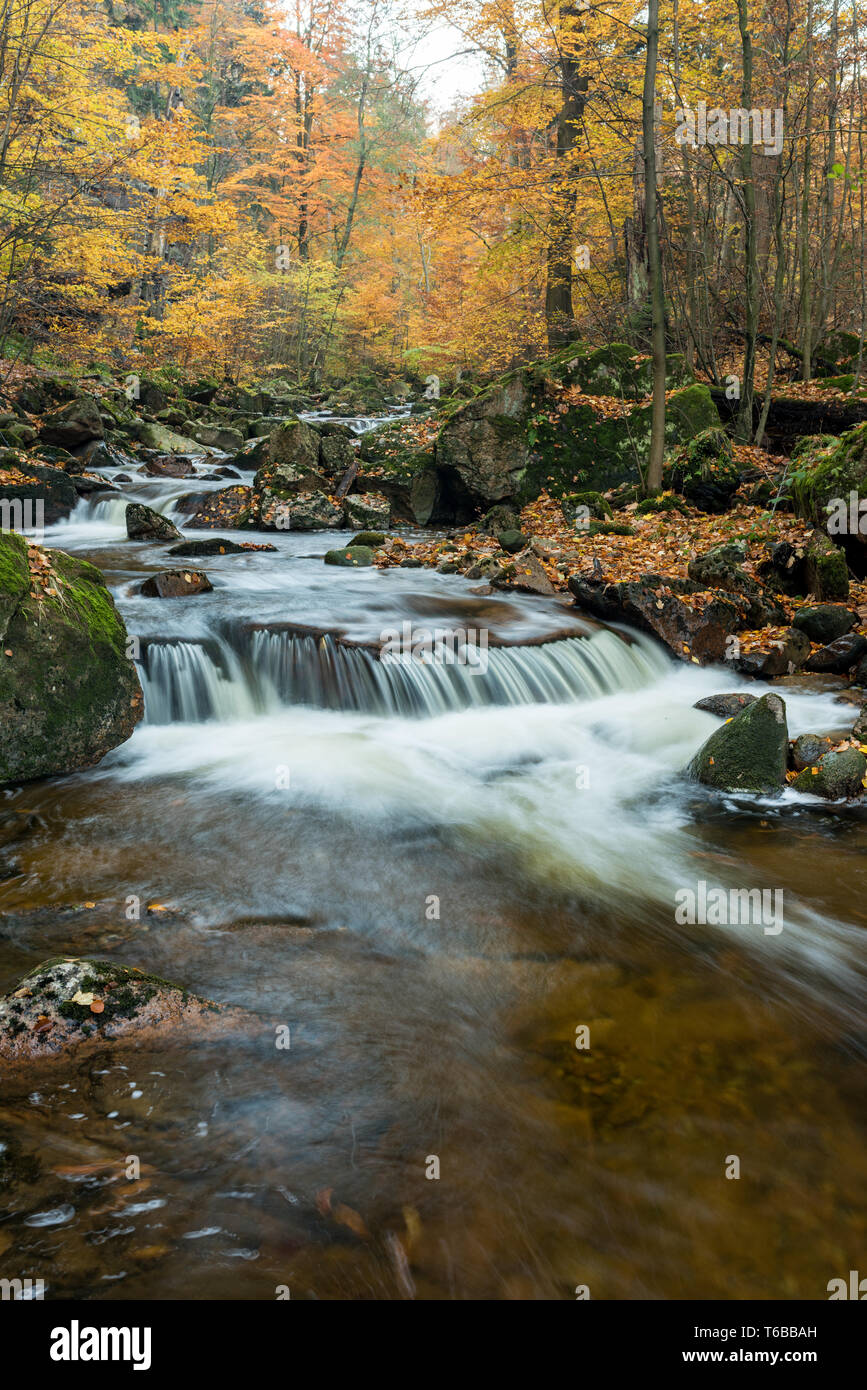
[1,418,865,1300]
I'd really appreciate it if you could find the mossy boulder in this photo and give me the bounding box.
[686,692,788,794]
[805,528,849,600]
[0,532,142,783]
[789,733,833,772]
[790,423,867,529]
[38,394,104,449]
[352,530,386,547]
[436,373,532,506]
[0,957,229,1061]
[135,421,205,454]
[561,490,612,526]
[687,542,786,626]
[666,426,740,512]
[324,545,374,567]
[791,747,867,800]
[497,528,527,553]
[536,342,693,397]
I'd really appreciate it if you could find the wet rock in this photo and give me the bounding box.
[686,692,788,794]
[324,545,374,567]
[791,603,858,644]
[168,537,273,557]
[0,957,230,1061]
[125,502,182,542]
[343,491,390,530]
[791,747,867,799]
[319,433,356,477]
[736,627,810,678]
[352,530,386,547]
[569,572,747,664]
[141,455,197,478]
[803,632,867,674]
[0,533,142,782]
[466,556,505,581]
[805,528,849,600]
[38,395,104,449]
[254,457,330,497]
[139,569,213,598]
[233,435,270,471]
[694,693,758,719]
[790,733,833,772]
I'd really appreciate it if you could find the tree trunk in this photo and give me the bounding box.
[643,0,665,494]
[544,6,588,350]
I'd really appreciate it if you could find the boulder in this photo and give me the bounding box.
[139,569,213,598]
[791,747,867,799]
[495,548,556,596]
[272,490,343,531]
[803,632,867,674]
[666,427,740,512]
[805,529,849,600]
[175,486,253,530]
[319,433,356,477]
[0,957,229,1061]
[267,417,322,475]
[352,530,387,547]
[141,455,197,478]
[125,502,182,542]
[0,532,142,782]
[135,421,206,455]
[569,572,747,664]
[38,395,104,449]
[0,457,77,524]
[687,542,786,626]
[758,540,808,597]
[791,604,857,644]
[694,693,758,719]
[193,424,245,453]
[435,373,531,506]
[343,491,391,529]
[686,692,788,794]
[497,529,528,554]
[324,546,374,567]
[736,628,811,678]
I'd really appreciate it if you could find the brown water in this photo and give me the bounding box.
[0,463,865,1301]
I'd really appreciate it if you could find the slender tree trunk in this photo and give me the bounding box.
[735,0,758,440]
[544,4,588,349]
[643,0,665,494]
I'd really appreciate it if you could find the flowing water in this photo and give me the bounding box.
[0,429,865,1300]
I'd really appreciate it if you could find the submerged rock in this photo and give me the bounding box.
[791,747,867,800]
[0,532,142,782]
[125,502,182,541]
[139,569,213,598]
[686,692,788,794]
[168,537,273,557]
[0,958,230,1061]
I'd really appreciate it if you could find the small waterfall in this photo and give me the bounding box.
[139,641,269,723]
[138,628,670,724]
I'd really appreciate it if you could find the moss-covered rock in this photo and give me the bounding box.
[0,532,142,783]
[686,692,788,794]
[665,426,740,512]
[343,492,391,529]
[324,545,374,567]
[791,747,867,799]
[790,423,867,528]
[791,603,857,644]
[805,528,849,600]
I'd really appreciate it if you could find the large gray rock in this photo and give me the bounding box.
[435,374,531,505]
[0,532,142,783]
[343,492,390,529]
[38,395,104,448]
[686,692,788,794]
[791,747,867,799]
